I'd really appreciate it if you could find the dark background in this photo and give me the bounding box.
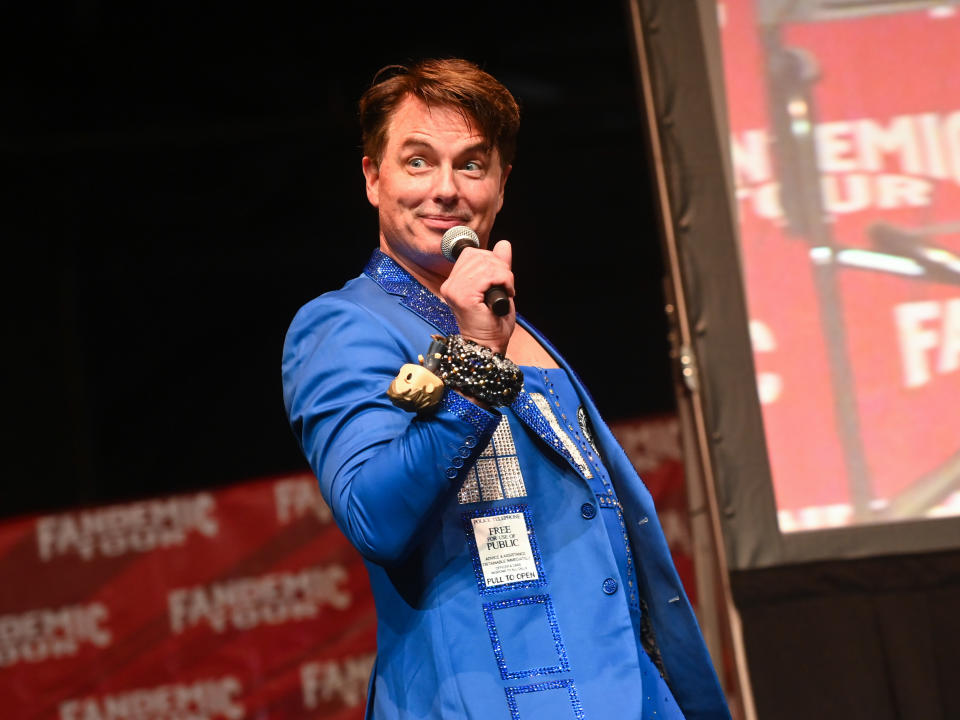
[6,3,672,518]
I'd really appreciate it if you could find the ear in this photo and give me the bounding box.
[362,156,380,208]
[496,164,512,213]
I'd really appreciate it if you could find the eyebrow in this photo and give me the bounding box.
[399,138,492,157]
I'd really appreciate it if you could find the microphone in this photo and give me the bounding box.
[441,226,512,316]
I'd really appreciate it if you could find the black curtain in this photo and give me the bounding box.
[734,550,960,719]
[5,4,670,517]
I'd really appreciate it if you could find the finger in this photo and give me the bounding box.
[491,239,512,268]
[446,246,515,300]
[456,243,514,296]
[452,247,511,282]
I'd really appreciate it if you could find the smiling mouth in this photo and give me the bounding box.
[419,215,469,231]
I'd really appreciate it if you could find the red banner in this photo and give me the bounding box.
[0,417,692,720]
[0,474,376,720]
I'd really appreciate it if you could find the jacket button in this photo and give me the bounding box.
[445,467,458,479]
[457,446,471,458]
[451,456,464,468]
[602,577,618,595]
[464,435,478,448]
[580,503,597,520]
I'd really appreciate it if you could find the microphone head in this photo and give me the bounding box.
[441,225,480,261]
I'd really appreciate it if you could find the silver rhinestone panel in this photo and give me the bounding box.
[499,456,526,499]
[528,393,593,479]
[477,458,505,501]
[492,422,518,456]
[457,417,527,504]
[458,474,481,504]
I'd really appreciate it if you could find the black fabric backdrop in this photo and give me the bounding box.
[5,2,669,518]
[733,550,960,719]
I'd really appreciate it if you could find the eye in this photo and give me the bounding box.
[464,161,481,172]
[408,157,426,169]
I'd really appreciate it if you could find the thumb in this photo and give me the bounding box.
[492,239,512,268]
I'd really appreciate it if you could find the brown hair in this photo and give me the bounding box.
[358,58,520,169]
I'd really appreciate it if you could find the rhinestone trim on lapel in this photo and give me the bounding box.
[363,250,458,335]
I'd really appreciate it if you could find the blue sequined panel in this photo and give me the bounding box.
[504,680,585,720]
[483,594,569,680]
[363,250,459,335]
[458,417,527,503]
[462,504,547,596]
[439,390,499,439]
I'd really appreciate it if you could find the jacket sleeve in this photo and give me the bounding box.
[281,294,500,565]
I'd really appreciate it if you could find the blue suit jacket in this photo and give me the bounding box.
[282,251,730,719]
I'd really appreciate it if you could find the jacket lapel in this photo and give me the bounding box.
[364,250,459,336]
[509,387,594,481]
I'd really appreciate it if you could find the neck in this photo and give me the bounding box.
[379,245,450,297]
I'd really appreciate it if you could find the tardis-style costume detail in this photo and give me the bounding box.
[281,250,730,719]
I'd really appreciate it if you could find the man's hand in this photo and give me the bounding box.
[440,239,515,355]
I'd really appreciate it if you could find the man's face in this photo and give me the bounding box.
[362,95,510,282]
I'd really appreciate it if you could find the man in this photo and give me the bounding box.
[282,59,729,719]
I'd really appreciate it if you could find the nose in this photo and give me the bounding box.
[432,164,459,205]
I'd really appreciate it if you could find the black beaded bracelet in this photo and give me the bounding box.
[435,335,523,407]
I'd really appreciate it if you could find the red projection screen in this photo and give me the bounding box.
[631,0,960,567]
[721,1,960,533]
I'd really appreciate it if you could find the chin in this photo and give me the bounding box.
[414,235,445,256]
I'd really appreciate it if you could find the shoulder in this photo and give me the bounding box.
[289,274,375,324]
[286,274,400,348]
[281,276,414,421]
[283,276,404,365]
[292,265,428,327]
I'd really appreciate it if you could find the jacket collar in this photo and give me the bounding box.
[364,249,460,336]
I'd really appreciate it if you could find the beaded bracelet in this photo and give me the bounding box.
[435,335,524,407]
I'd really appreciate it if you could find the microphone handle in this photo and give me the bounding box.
[484,286,511,317]
[450,238,511,316]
